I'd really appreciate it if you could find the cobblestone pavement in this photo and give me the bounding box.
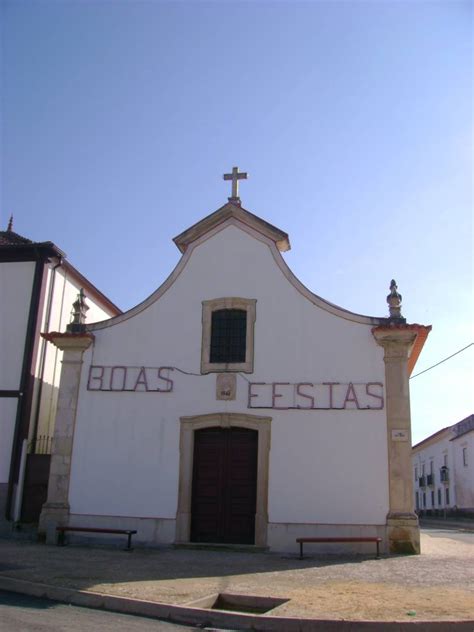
[0,530,473,622]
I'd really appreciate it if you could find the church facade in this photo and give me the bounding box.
[39,177,431,554]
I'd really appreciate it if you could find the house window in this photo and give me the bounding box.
[445,488,450,505]
[201,298,256,374]
[463,447,468,466]
[415,491,419,510]
[431,491,435,507]
[437,489,441,505]
[430,460,434,474]
[423,492,426,508]
[414,466,418,482]
[443,453,448,467]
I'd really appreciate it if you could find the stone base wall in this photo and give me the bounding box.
[56,515,393,553]
[386,514,420,554]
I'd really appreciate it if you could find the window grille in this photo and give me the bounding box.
[210,309,247,363]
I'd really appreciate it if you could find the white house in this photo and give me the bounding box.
[0,219,120,532]
[412,414,474,517]
[38,176,431,554]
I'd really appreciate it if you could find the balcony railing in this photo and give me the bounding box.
[440,467,449,482]
[418,476,426,487]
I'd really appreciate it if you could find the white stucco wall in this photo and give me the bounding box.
[0,261,35,484]
[0,261,35,390]
[452,432,473,509]
[412,432,455,510]
[68,225,388,532]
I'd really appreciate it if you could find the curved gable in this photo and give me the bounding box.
[89,212,385,332]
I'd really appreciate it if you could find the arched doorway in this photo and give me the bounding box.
[176,413,271,547]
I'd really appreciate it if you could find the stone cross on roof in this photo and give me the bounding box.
[223,166,248,203]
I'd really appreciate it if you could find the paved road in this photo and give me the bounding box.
[0,590,198,632]
[421,526,474,544]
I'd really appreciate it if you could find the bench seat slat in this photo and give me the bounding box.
[56,526,137,549]
[57,527,136,535]
[296,537,381,543]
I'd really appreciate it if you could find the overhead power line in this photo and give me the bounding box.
[410,343,474,379]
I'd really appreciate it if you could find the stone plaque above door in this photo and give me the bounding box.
[216,374,236,400]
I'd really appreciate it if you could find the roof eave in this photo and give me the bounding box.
[173,201,290,253]
[0,241,66,261]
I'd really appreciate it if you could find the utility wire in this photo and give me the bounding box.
[410,342,473,379]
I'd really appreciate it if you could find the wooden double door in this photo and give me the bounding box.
[191,427,258,544]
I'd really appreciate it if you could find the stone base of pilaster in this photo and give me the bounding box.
[175,511,190,543]
[386,512,420,554]
[255,511,268,547]
[38,502,70,544]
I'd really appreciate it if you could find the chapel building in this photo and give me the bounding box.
[39,172,431,554]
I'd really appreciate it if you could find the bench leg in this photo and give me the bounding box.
[376,540,380,559]
[125,533,133,551]
[57,531,65,546]
[299,542,303,560]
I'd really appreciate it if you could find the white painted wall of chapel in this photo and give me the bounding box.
[68,225,389,529]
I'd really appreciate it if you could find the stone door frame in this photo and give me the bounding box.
[175,412,271,547]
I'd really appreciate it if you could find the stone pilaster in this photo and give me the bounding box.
[38,332,94,543]
[373,325,420,554]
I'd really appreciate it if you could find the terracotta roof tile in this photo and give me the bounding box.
[0,230,33,246]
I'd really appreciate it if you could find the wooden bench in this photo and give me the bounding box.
[56,526,137,550]
[296,536,382,559]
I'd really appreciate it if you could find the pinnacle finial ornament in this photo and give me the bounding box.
[67,288,90,333]
[387,279,403,320]
[7,215,13,232]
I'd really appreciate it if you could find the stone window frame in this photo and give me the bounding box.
[201,298,256,374]
[175,412,271,547]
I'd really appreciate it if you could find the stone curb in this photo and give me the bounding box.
[1,575,473,631]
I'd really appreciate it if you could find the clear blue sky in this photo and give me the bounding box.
[1,0,472,443]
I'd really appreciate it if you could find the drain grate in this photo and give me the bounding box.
[185,592,288,615]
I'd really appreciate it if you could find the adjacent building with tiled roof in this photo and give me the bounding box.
[0,218,121,531]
